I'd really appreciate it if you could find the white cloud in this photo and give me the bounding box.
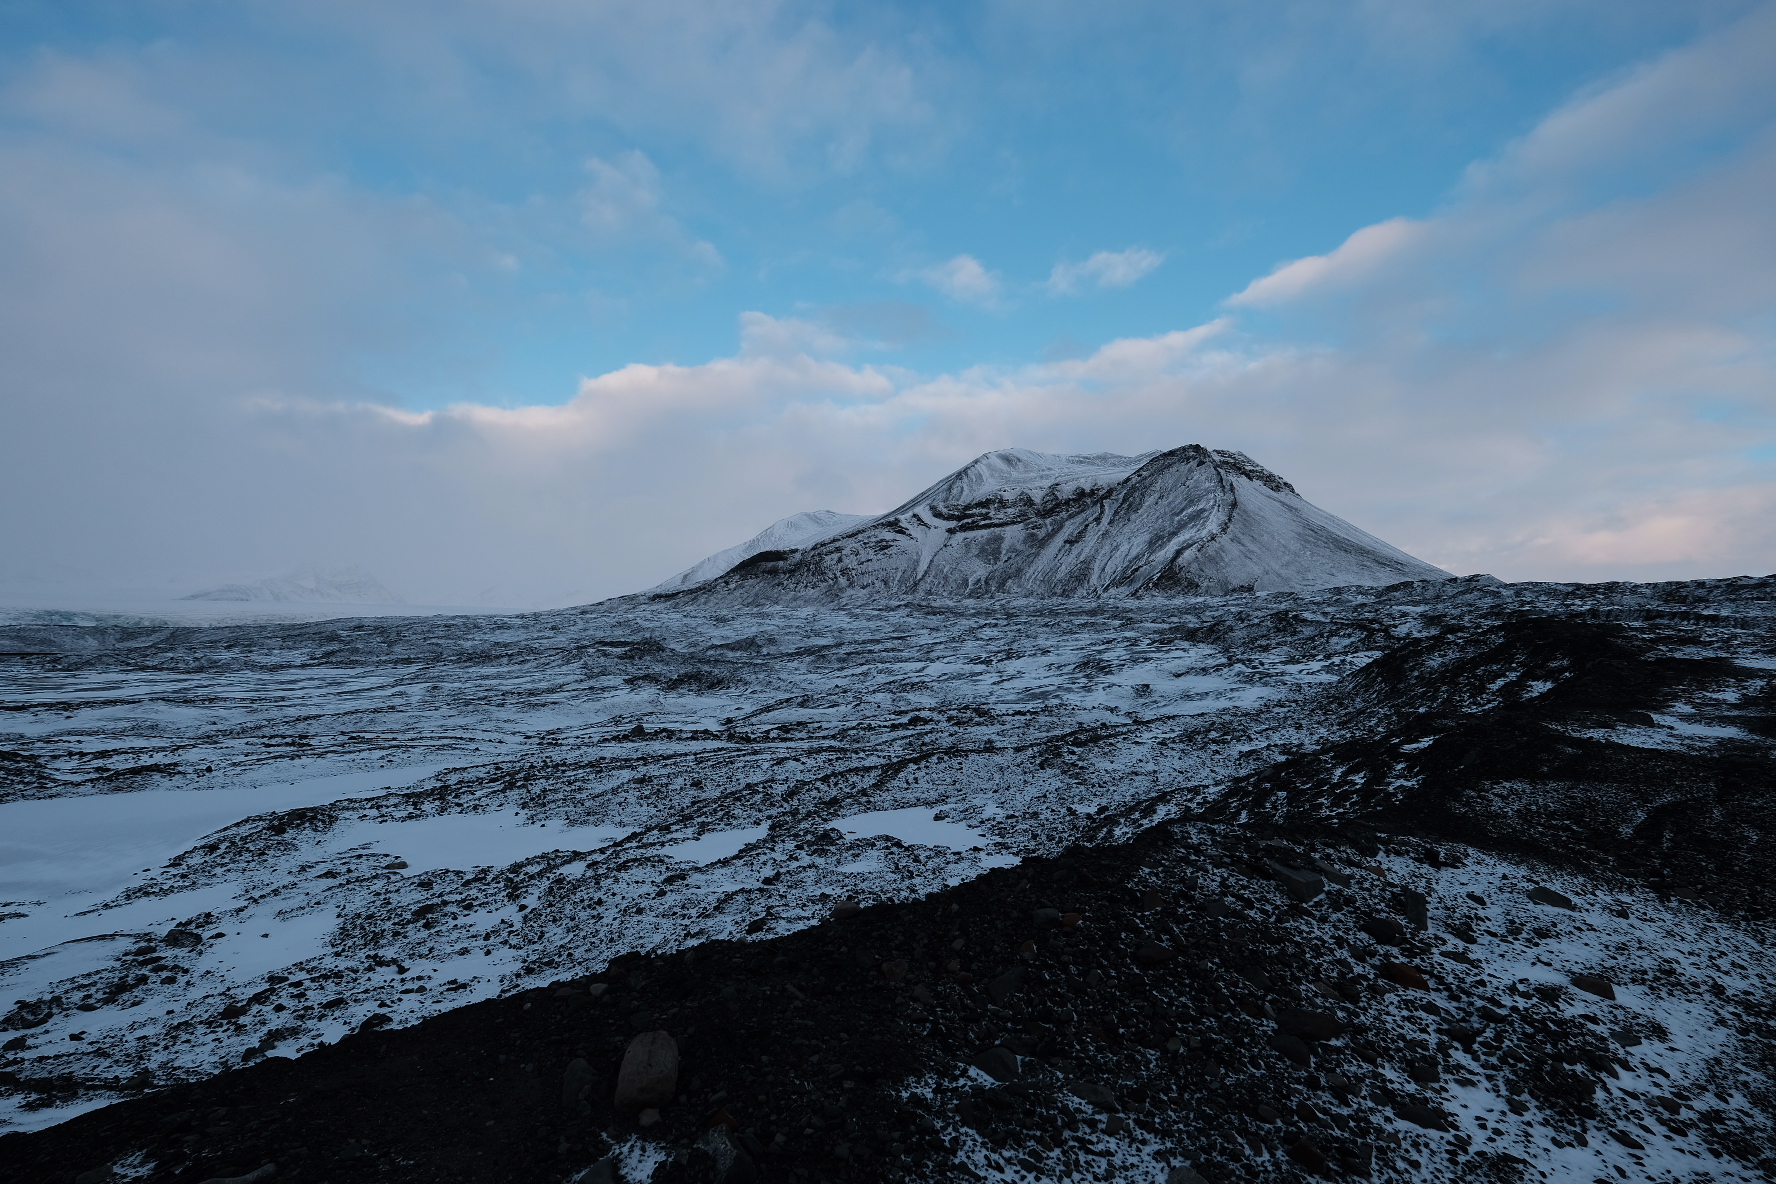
[1227,218,1424,306]
[918,254,1002,307]
[582,151,723,268]
[1045,247,1164,295]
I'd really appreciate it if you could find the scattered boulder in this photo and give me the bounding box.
[1166,1167,1208,1184]
[1379,962,1430,990]
[562,1057,594,1113]
[193,1166,275,1184]
[1611,1130,1645,1150]
[1359,917,1406,946]
[614,1030,679,1110]
[986,967,1024,1006]
[880,960,908,984]
[1570,973,1616,1000]
[1135,940,1177,967]
[1400,889,1428,931]
[1266,861,1325,903]
[1032,908,1061,928]
[162,929,204,949]
[1275,1008,1344,1041]
[830,900,862,921]
[1395,1102,1451,1130]
[73,1168,115,1184]
[1267,1032,1312,1066]
[972,1046,1019,1082]
[1061,912,1082,931]
[1066,1080,1120,1112]
[1527,886,1575,910]
[1286,1137,1330,1175]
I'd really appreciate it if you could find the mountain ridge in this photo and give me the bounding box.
[658,444,1448,602]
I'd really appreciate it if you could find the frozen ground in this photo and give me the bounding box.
[1,573,1772,1181]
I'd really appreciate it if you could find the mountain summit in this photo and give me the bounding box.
[659,445,1448,600]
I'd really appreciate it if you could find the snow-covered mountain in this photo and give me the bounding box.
[648,510,872,593]
[661,445,1449,601]
[182,565,404,604]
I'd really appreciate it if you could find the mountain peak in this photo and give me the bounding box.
[656,445,1447,602]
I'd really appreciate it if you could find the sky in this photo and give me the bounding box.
[3,0,1774,607]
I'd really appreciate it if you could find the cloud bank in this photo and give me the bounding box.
[3,5,1774,607]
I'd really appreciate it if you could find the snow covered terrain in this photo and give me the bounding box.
[2,571,1773,1183]
[649,511,873,593]
[182,565,405,604]
[657,446,1450,603]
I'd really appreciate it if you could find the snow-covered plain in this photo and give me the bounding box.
[1,573,1773,1184]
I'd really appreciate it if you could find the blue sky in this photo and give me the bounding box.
[4,2,1775,603]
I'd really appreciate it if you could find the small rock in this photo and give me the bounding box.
[1066,1079,1120,1112]
[1140,889,1165,909]
[972,1046,1020,1082]
[1527,885,1575,910]
[562,1057,594,1112]
[74,1169,115,1184]
[880,959,909,983]
[1061,911,1082,931]
[1032,908,1061,928]
[1359,917,1406,946]
[831,900,862,921]
[355,1013,390,1034]
[1104,1115,1129,1135]
[1395,1102,1451,1130]
[1570,973,1616,1000]
[162,929,204,949]
[1379,962,1430,990]
[1254,1103,1282,1123]
[580,1162,616,1184]
[1466,892,1487,906]
[614,1030,679,1110]
[219,1003,249,1020]
[1275,1008,1343,1041]
[638,1108,661,1128]
[1017,940,1036,961]
[1610,1130,1644,1150]
[1166,1167,1209,1184]
[1296,1101,1322,1123]
[1611,1029,1642,1047]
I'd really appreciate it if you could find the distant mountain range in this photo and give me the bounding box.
[183,565,405,603]
[655,444,1449,600]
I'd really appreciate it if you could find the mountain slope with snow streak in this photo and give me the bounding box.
[648,510,872,593]
[664,445,1449,603]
